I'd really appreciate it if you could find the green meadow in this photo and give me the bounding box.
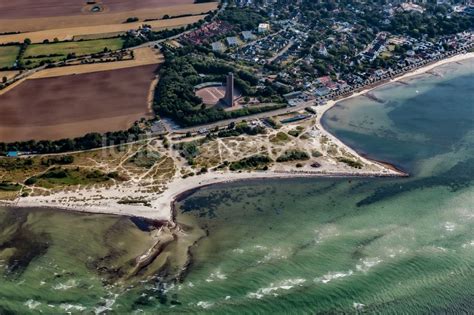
[0,45,20,68]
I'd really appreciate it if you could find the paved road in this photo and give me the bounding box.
[169,101,316,134]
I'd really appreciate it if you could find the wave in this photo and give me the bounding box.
[247,278,306,299]
[196,301,214,309]
[356,257,383,273]
[24,299,41,310]
[94,293,119,314]
[314,270,353,284]
[52,279,77,290]
[461,240,474,248]
[257,247,289,264]
[206,269,227,282]
[443,221,456,232]
[232,248,245,254]
[60,303,87,312]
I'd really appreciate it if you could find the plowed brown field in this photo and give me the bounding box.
[0,64,158,142]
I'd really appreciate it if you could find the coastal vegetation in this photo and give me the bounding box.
[337,157,363,169]
[0,181,22,191]
[216,122,266,138]
[173,140,202,165]
[288,127,305,138]
[276,149,310,162]
[126,149,161,168]
[229,154,272,171]
[25,167,121,188]
[270,132,290,144]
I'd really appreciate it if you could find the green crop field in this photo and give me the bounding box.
[0,45,20,68]
[23,38,124,58]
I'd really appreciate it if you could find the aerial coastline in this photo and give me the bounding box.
[0,0,472,223]
[1,0,474,312]
[4,52,472,222]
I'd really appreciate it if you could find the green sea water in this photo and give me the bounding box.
[0,59,472,313]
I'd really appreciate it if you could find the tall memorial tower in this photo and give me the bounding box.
[224,72,235,107]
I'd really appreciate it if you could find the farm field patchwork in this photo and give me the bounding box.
[0,14,210,44]
[0,46,20,69]
[0,64,159,142]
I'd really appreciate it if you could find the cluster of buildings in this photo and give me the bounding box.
[180,21,233,46]
[210,24,271,53]
[360,33,390,62]
[230,24,308,65]
[178,1,474,109]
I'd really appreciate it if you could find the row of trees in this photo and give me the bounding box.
[1,125,144,155]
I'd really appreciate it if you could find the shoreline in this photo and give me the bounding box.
[160,51,474,221]
[5,52,474,221]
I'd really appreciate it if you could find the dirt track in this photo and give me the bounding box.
[0,64,159,142]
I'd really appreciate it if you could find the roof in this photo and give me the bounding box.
[226,37,239,46]
[315,87,331,96]
[283,91,303,100]
[211,41,225,51]
[241,31,255,40]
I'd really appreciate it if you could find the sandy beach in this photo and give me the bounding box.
[7,52,474,221]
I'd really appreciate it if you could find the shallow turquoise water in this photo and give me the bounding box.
[163,59,474,314]
[0,59,473,313]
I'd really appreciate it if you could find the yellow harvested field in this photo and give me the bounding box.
[0,14,208,44]
[0,3,217,33]
[31,47,164,79]
[0,71,20,81]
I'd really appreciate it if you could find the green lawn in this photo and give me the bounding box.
[0,45,20,68]
[23,38,124,58]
